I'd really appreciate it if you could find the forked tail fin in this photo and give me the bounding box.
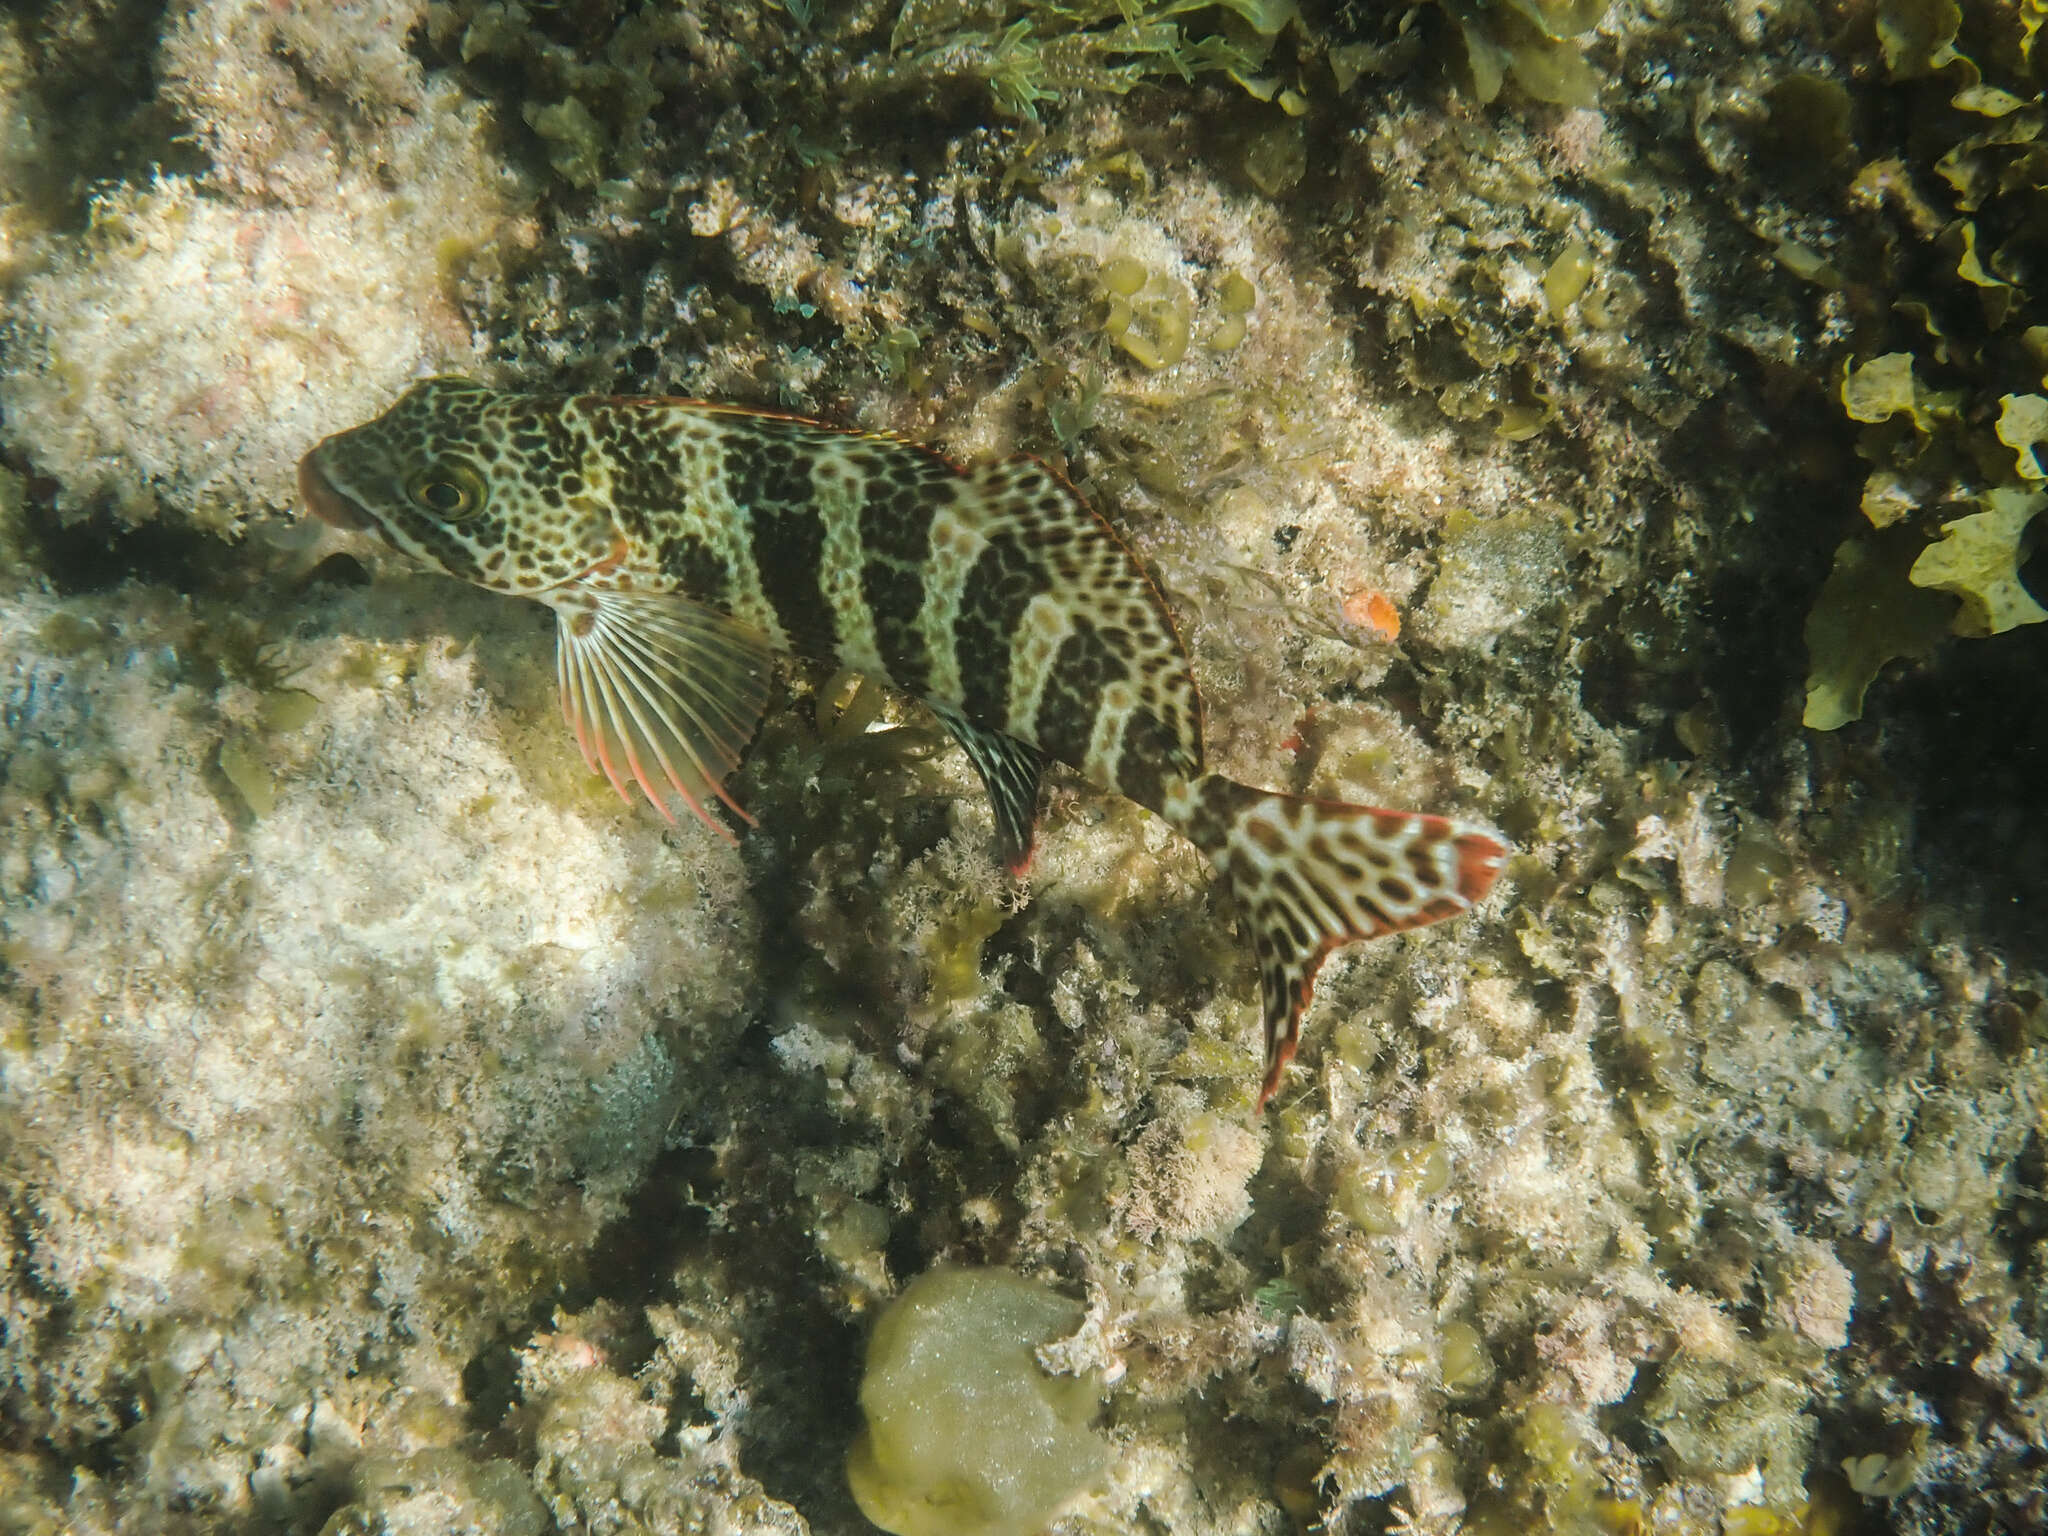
[1171,776,1507,1110]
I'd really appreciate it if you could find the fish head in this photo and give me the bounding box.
[297,377,621,596]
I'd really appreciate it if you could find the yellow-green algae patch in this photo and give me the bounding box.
[216,733,275,817]
[257,687,319,732]
[0,466,26,584]
[1994,392,2048,481]
[1802,536,1955,730]
[1809,338,2048,724]
[1841,352,1930,434]
[1789,0,2048,729]
[1908,487,2048,635]
[1543,236,1594,318]
[847,1266,1108,1536]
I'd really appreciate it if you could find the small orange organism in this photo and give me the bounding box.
[1342,587,1401,641]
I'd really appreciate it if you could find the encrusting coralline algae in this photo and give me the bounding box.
[0,572,759,1528]
[1,0,2045,1533]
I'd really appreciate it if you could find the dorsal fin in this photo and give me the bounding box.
[927,698,1046,875]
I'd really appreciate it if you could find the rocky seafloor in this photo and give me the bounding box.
[1,0,2045,1532]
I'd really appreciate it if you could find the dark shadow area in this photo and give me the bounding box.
[459,1304,555,1438]
[1834,1234,2047,1535]
[719,1269,869,1533]
[1,0,207,226]
[564,1143,719,1314]
[1584,366,1849,775]
[0,449,289,601]
[19,496,236,598]
[1861,614,2048,965]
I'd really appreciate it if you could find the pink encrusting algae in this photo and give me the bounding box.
[299,378,1507,1106]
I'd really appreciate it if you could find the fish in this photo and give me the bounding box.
[298,378,1506,1108]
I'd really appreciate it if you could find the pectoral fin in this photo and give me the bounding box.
[552,590,777,840]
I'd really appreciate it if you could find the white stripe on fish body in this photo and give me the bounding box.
[1003,593,1076,747]
[667,410,736,523]
[812,452,892,680]
[911,502,987,710]
[694,426,792,647]
[1085,680,1136,786]
[601,409,765,611]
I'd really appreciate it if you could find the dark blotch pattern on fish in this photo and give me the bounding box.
[856,465,943,695]
[1034,618,1125,768]
[727,430,836,659]
[953,534,1053,730]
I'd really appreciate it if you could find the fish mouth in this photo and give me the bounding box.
[296,448,371,531]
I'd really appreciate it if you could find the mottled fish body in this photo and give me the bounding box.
[299,379,1505,1106]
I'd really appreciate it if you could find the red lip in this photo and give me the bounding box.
[297,449,369,530]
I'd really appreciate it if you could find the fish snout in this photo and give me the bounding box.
[297,448,370,530]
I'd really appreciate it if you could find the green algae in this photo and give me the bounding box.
[887,0,1300,121]
[1783,0,2048,727]
[257,687,319,733]
[1763,74,1855,165]
[1449,0,1602,109]
[216,733,275,817]
[0,467,26,587]
[522,97,607,188]
[847,1267,1107,1536]
[1909,486,2048,634]
[1326,0,1608,108]
[926,900,1007,1010]
[1994,392,2048,480]
[1543,236,1594,318]
[1842,352,1934,435]
[1099,265,1193,369]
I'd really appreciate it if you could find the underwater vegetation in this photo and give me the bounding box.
[1791,0,2048,726]
[0,0,2045,1534]
[846,1266,1109,1536]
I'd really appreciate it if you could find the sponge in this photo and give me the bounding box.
[846,1266,1109,1536]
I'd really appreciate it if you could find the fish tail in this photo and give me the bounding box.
[1170,775,1507,1111]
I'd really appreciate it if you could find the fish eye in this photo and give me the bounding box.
[408,465,485,520]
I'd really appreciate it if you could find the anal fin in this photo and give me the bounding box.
[552,589,778,840]
[927,699,1045,875]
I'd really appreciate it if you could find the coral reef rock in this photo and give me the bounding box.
[1,0,2044,1530]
